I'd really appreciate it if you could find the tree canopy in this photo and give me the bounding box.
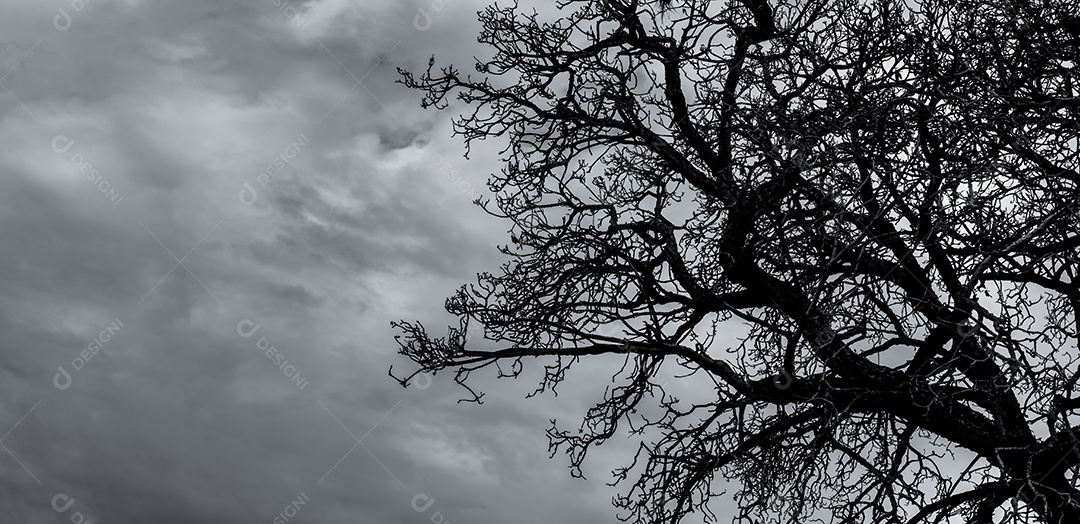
[392,0,1080,522]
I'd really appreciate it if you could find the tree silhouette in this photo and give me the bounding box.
[392,0,1080,522]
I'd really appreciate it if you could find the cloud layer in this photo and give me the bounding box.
[0,0,628,522]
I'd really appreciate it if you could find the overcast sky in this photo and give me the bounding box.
[0,1,639,522]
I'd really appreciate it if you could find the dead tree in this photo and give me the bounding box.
[393,0,1080,522]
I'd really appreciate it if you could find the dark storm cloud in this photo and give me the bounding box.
[0,0,639,523]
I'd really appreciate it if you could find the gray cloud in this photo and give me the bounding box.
[0,0,648,523]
